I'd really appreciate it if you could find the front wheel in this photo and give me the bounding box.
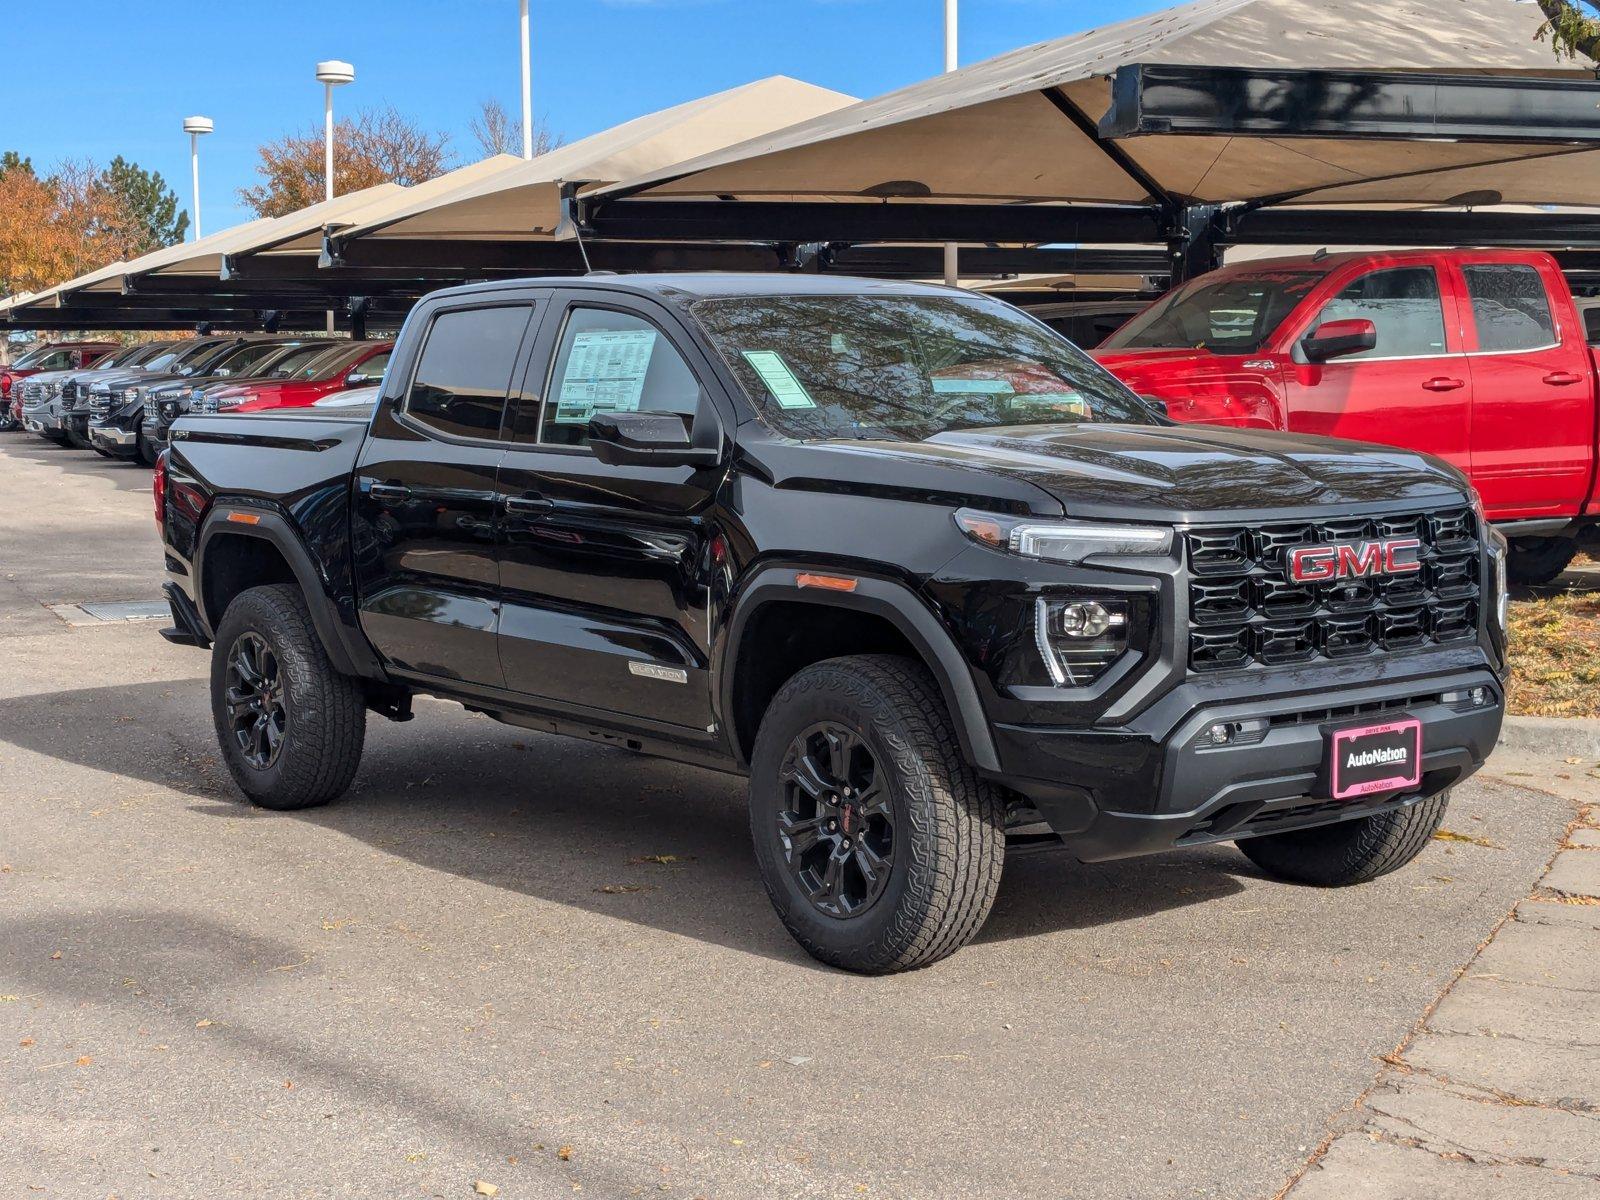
[210,583,366,810]
[135,430,157,466]
[1236,793,1448,886]
[748,655,1004,973]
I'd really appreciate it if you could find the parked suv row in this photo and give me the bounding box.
[7,334,392,465]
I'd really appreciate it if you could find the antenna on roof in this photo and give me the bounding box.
[1312,247,1330,262]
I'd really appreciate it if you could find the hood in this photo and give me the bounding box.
[771,423,1468,524]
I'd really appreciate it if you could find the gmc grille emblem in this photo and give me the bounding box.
[1288,538,1422,584]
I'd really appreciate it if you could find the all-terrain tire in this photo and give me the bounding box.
[210,583,366,810]
[38,428,68,445]
[748,654,1005,973]
[1506,537,1577,586]
[1236,793,1449,886]
[135,430,157,467]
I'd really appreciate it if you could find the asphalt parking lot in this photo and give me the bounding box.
[0,434,1585,1200]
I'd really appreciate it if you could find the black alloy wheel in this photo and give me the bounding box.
[225,631,288,770]
[776,722,895,918]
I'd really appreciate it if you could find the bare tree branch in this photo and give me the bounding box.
[468,98,563,160]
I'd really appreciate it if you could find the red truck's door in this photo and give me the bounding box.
[1278,260,1472,476]
[1448,254,1595,520]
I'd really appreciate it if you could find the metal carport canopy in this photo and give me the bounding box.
[587,0,1595,219]
[322,75,857,269]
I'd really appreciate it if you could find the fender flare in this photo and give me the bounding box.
[196,505,385,681]
[717,566,1001,773]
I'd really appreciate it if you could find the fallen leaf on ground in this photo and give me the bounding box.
[473,1182,500,1197]
[19,1038,34,1048]
[594,884,651,895]
[557,1146,573,1161]
[195,1019,213,1028]
[49,951,61,960]
[630,854,690,865]
[74,1055,92,1067]
[1433,829,1501,849]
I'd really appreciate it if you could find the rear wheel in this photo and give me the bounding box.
[210,583,366,810]
[1236,793,1448,886]
[748,655,1004,973]
[1506,536,1577,586]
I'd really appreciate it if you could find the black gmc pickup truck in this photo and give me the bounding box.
[157,275,1509,973]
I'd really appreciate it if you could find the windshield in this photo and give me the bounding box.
[691,293,1160,442]
[169,340,235,375]
[204,341,287,378]
[1103,271,1324,354]
[264,343,341,379]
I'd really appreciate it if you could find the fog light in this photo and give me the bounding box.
[1470,686,1488,707]
[1209,722,1234,746]
[1035,597,1130,687]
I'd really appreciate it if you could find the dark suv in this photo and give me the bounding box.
[157,275,1508,972]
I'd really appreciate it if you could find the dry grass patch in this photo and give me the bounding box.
[1507,591,1600,717]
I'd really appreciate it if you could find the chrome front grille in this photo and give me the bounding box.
[1185,506,1481,673]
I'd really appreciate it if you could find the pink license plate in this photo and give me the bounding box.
[1329,718,1422,800]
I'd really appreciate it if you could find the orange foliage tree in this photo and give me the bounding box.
[237,105,453,218]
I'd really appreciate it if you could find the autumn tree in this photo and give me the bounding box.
[238,105,453,218]
[1537,1,1600,58]
[468,98,562,159]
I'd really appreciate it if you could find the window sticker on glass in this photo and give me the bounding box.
[741,350,817,409]
[554,328,658,424]
[931,378,1010,394]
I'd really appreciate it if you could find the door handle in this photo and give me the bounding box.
[1422,377,1466,392]
[368,482,411,504]
[1543,371,1585,386]
[503,494,553,515]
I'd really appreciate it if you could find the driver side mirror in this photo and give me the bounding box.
[586,410,721,468]
[345,370,378,387]
[1302,318,1377,363]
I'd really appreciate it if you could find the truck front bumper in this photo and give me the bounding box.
[989,663,1503,862]
[23,408,63,434]
[141,416,173,456]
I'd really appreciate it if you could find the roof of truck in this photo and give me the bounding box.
[426,273,969,304]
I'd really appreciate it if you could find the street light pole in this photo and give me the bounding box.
[520,0,534,159]
[315,60,355,332]
[182,116,213,241]
[943,0,959,287]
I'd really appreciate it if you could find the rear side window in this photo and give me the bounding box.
[536,308,704,448]
[1463,264,1557,353]
[406,306,532,439]
[1313,267,1447,360]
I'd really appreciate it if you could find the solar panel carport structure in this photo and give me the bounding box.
[577,0,1600,280]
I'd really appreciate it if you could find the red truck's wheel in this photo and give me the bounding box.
[748,654,1004,973]
[1505,537,1577,586]
[210,583,366,810]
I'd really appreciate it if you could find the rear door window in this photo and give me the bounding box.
[405,305,534,440]
[1463,264,1557,352]
[1312,267,1447,360]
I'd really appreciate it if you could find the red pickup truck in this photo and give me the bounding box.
[1093,249,1600,583]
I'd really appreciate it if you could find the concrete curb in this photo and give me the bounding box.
[1496,715,1600,760]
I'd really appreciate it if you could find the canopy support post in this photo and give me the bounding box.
[347,296,370,340]
[1167,204,1229,284]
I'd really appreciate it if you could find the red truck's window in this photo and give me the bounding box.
[1462,264,1557,353]
[1313,267,1446,360]
[1101,272,1321,354]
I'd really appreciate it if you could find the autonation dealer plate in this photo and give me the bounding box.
[1329,718,1422,800]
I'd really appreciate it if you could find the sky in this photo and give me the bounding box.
[4,0,1170,233]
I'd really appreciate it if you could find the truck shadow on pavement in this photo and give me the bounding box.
[0,680,1246,967]
[0,435,149,491]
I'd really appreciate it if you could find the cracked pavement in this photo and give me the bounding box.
[1284,771,1600,1198]
[0,434,1593,1199]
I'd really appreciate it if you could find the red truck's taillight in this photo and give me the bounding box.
[153,449,169,530]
